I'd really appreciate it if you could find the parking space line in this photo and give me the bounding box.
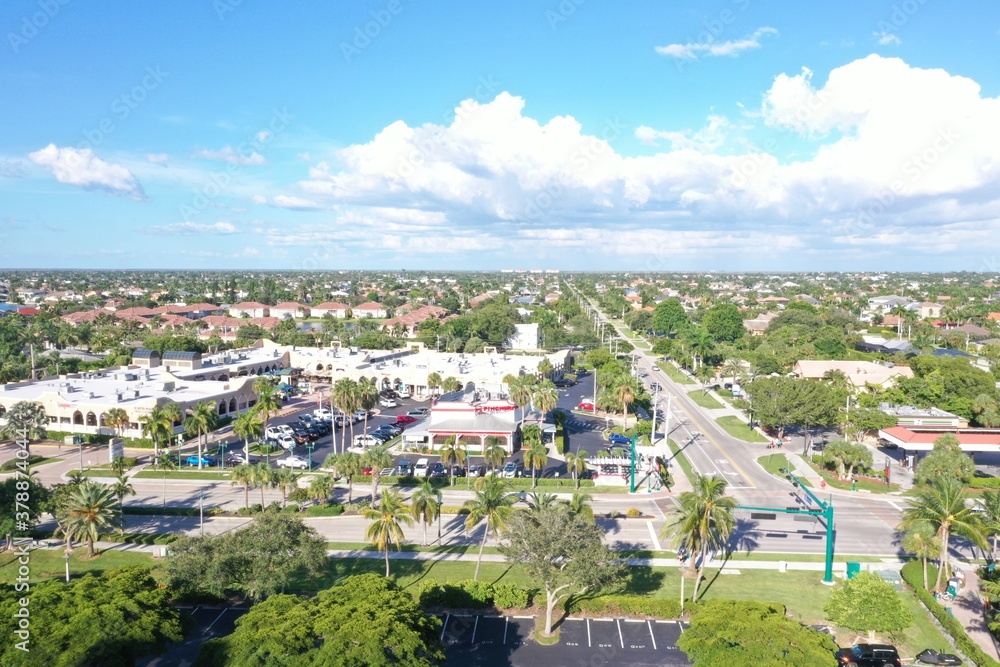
[646,520,662,550]
[616,619,624,648]
[190,606,200,616]
[205,609,228,633]
[503,617,508,645]
[440,614,450,641]
[586,618,591,647]
[647,620,657,650]
[471,615,479,644]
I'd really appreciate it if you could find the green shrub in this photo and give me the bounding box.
[626,507,642,518]
[968,477,1000,489]
[288,488,310,503]
[493,583,532,610]
[236,507,253,516]
[416,579,499,610]
[249,503,263,514]
[124,506,198,517]
[306,503,344,517]
[0,455,45,471]
[901,561,1000,667]
[282,503,300,513]
[567,595,682,619]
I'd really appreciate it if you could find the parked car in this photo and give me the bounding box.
[553,378,576,388]
[396,414,418,425]
[429,462,447,478]
[835,644,901,667]
[577,400,595,411]
[225,452,258,466]
[397,387,412,399]
[353,409,369,422]
[413,458,430,477]
[608,432,631,445]
[277,455,310,470]
[450,465,467,478]
[650,382,662,391]
[185,454,217,467]
[406,409,428,419]
[411,407,431,416]
[651,365,660,371]
[468,463,487,477]
[314,408,333,420]
[379,397,397,408]
[502,461,524,478]
[393,459,413,476]
[312,421,331,436]
[354,434,383,448]
[372,426,402,439]
[380,389,399,399]
[265,425,288,440]
[915,648,963,665]
[298,414,314,425]
[277,435,297,450]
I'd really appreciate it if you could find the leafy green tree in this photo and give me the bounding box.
[167,512,326,603]
[194,574,444,667]
[0,477,49,549]
[0,401,48,454]
[914,433,975,486]
[825,572,913,640]
[902,521,940,590]
[652,298,688,335]
[501,505,627,637]
[363,489,414,577]
[677,599,838,667]
[56,480,122,557]
[900,478,986,590]
[822,440,872,480]
[0,566,183,667]
[702,303,745,342]
[660,474,737,603]
[846,407,896,443]
[464,476,516,580]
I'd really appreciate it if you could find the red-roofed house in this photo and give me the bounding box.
[62,310,104,326]
[353,301,387,318]
[381,305,447,337]
[310,302,349,318]
[987,313,1000,322]
[879,426,1000,452]
[229,302,270,318]
[270,302,310,319]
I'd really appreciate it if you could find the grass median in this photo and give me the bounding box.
[666,438,695,484]
[686,389,723,409]
[715,416,768,443]
[661,363,693,385]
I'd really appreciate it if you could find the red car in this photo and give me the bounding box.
[577,401,595,411]
[395,414,418,425]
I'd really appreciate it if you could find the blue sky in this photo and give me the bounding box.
[2,0,999,271]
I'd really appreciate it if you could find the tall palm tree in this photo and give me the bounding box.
[426,372,443,398]
[523,437,547,489]
[363,489,413,577]
[230,464,254,510]
[684,327,715,371]
[141,403,177,463]
[660,473,738,603]
[308,473,335,505]
[110,474,135,531]
[483,437,507,476]
[357,377,379,434]
[720,358,743,390]
[410,480,440,546]
[901,521,940,590]
[232,410,263,463]
[362,446,393,508]
[899,478,987,590]
[185,401,217,470]
[251,462,275,507]
[463,476,516,580]
[56,481,121,557]
[153,451,177,506]
[326,452,363,504]
[252,378,282,443]
[613,377,639,429]
[532,379,558,420]
[333,377,358,453]
[508,377,534,428]
[274,467,300,508]
[565,449,589,489]
[104,407,130,441]
[439,435,467,487]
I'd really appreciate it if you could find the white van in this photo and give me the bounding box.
[413,458,430,477]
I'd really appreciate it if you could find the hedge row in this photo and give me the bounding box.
[900,561,1000,667]
[348,474,595,489]
[415,579,533,611]
[969,478,1000,490]
[565,594,682,619]
[305,503,345,517]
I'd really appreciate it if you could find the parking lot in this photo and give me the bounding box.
[440,613,691,667]
[138,606,248,667]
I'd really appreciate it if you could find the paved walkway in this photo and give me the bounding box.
[945,565,1000,661]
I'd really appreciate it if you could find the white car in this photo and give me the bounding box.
[398,388,412,399]
[313,408,333,420]
[651,365,660,371]
[353,434,383,448]
[277,435,296,450]
[277,455,309,469]
[265,425,290,440]
[353,409,369,422]
[379,397,397,408]
[406,409,428,419]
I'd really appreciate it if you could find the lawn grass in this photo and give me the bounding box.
[715,416,769,443]
[666,438,695,484]
[0,456,63,473]
[686,389,723,409]
[326,541,505,556]
[806,461,899,494]
[661,363,694,385]
[133,469,236,481]
[758,453,791,477]
[0,548,160,585]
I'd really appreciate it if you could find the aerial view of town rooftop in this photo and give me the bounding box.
[2,1,1000,666]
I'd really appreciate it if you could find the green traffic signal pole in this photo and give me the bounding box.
[629,435,637,493]
[739,467,835,585]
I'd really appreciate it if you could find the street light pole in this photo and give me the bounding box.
[64,551,70,584]
[199,488,205,537]
[436,490,443,543]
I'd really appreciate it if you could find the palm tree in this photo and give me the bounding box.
[252,379,282,443]
[251,462,275,507]
[230,464,254,510]
[525,491,558,514]
[563,491,594,522]
[614,377,639,429]
[110,475,135,531]
[720,358,742,390]
[685,327,715,371]
[426,372,443,398]
[185,401,218,470]
[565,449,589,489]
[308,473,335,505]
[532,379,559,420]
[442,376,462,394]
[483,437,507,476]
[153,451,177,506]
[141,403,178,463]
[333,377,359,453]
[901,521,940,590]
[56,481,121,557]
[899,478,987,590]
[363,489,414,577]
[507,377,534,428]
[104,407,130,441]
[660,473,738,603]
[326,452,363,504]
[463,476,516,580]
[362,446,393,508]
[274,467,300,508]
[439,435,467,487]
[410,480,440,546]
[523,437,547,489]
[357,377,378,434]
[232,410,263,463]
[980,491,1000,559]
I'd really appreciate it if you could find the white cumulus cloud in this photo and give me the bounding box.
[655,27,778,60]
[28,144,146,200]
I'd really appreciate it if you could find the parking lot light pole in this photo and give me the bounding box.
[629,435,637,493]
[220,443,228,471]
[199,488,205,537]
[307,444,316,471]
[436,490,443,542]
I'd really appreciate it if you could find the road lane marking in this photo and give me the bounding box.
[889,501,902,511]
[672,386,755,488]
[503,617,509,645]
[647,520,662,551]
[648,620,657,650]
[586,618,591,647]
[205,609,228,633]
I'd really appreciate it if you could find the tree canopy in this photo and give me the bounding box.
[914,433,975,486]
[824,572,913,639]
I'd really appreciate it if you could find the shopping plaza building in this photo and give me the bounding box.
[0,340,570,450]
